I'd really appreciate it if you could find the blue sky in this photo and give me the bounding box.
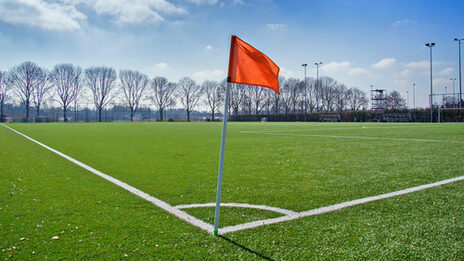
[0,0,463,107]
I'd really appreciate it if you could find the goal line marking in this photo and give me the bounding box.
[220,175,464,234]
[243,131,464,143]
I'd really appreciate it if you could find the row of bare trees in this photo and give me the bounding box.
[0,61,374,122]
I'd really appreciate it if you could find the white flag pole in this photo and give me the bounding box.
[213,79,231,236]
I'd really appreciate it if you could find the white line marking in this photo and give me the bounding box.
[239,124,451,134]
[220,175,464,234]
[175,202,298,216]
[243,131,464,143]
[1,124,214,233]
[4,124,464,236]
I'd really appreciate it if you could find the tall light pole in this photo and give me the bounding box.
[450,78,456,97]
[302,64,308,122]
[412,83,416,110]
[455,38,463,110]
[406,91,409,109]
[426,42,435,122]
[315,62,323,112]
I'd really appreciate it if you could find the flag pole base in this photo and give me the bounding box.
[213,230,219,236]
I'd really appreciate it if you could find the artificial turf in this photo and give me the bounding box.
[1,122,463,259]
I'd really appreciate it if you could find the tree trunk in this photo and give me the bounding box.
[25,100,30,122]
[159,108,164,122]
[0,100,4,123]
[130,107,134,122]
[211,109,215,121]
[36,105,40,122]
[187,110,190,122]
[74,103,78,121]
[63,107,67,122]
[98,107,102,122]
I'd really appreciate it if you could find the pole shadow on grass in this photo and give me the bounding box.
[219,235,274,261]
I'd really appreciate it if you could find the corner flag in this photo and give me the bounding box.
[228,35,280,94]
[213,35,280,236]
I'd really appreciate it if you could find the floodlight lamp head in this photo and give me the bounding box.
[302,64,307,67]
[426,43,430,47]
[431,43,435,46]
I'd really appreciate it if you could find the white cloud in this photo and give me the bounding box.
[0,0,188,30]
[185,0,218,4]
[372,58,396,69]
[392,18,412,27]
[192,69,225,82]
[232,0,244,4]
[321,61,351,74]
[266,23,287,31]
[405,61,429,69]
[437,67,454,76]
[0,0,86,31]
[398,69,412,77]
[394,79,408,86]
[154,62,169,70]
[348,68,369,75]
[433,78,450,86]
[279,67,293,78]
[90,0,186,24]
[205,45,213,50]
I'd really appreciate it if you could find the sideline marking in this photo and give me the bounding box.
[243,131,464,143]
[1,124,213,233]
[3,124,464,235]
[175,202,298,216]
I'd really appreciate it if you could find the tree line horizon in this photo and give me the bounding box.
[0,61,408,123]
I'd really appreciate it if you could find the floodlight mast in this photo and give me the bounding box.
[315,62,323,112]
[302,64,308,122]
[450,78,456,104]
[454,38,464,119]
[412,83,416,110]
[426,42,435,122]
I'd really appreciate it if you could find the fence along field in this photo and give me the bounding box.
[1,122,463,259]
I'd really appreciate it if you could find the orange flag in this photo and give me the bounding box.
[227,35,280,94]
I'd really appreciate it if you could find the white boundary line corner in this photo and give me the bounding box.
[3,123,464,236]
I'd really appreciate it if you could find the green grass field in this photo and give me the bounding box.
[1,122,463,259]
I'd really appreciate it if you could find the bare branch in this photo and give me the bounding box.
[120,70,149,121]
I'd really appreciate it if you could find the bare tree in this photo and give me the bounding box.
[347,87,368,111]
[85,66,117,122]
[151,77,176,121]
[0,71,10,122]
[119,70,149,121]
[271,76,285,114]
[320,76,337,112]
[177,77,202,121]
[280,82,292,115]
[72,78,84,121]
[49,64,81,122]
[284,78,301,113]
[31,68,50,121]
[304,77,316,112]
[249,85,265,115]
[202,80,224,121]
[386,90,406,109]
[240,88,252,114]
[334,84,348,112]
[262,89,273,114]
[9,61,44,120]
